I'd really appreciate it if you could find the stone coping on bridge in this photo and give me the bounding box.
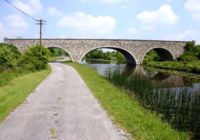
[4,38,190,43]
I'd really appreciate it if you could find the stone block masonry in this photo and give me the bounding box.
[4,38,188,64]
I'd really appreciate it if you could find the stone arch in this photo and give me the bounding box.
[47,46,74,62]
[79,46,137,65]
[141,47,175,63]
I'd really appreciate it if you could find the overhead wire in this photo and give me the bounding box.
[4,0,46,44]
[42,25,45,35]
[4,0,37,21]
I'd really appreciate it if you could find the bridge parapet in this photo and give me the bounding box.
[4,38,188,64]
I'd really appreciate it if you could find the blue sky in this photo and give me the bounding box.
[0,0,200,43]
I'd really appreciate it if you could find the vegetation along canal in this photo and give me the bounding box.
[84,63,200,139]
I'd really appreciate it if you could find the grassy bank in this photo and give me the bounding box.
[0,68,51,122]
[0,69,35,87]
[146,61,200,74]
[70,63,189,140]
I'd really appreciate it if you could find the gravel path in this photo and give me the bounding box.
[0,63,128,140]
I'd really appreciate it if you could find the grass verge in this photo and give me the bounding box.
[0,69,35,87]
[0,68,51,122]
[70,63,189,140]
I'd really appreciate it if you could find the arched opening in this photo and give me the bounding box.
[47,47,73,62]
[142,48,174,64]
[80,47,136,65]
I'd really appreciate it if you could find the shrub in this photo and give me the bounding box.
[177,52,198,62]
[192,45,200,58]
[48,47,69,57]
[0,44,21,70]
[20,45,49,71]
[184,41,195,52]
[143,50,160,64]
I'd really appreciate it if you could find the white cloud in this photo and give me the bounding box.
[57,12,116,34]
[137,5,178,25]
[47,7,63,17]
[185,0,200,21]
[5,14,29,30]
[12,0,43,15]
[0,15,29,42]
[164,30,198,41]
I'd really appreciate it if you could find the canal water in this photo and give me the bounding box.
[85,63,200,139]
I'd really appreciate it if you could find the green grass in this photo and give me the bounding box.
[49,56,63,62]
[70,63,190,140]
[0,68,51,122]
[48,56,72,62]
[0,71,19,87]
[0,69,34,87]
[146,61,200,74]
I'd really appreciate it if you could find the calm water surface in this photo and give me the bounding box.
[85,63,200,139]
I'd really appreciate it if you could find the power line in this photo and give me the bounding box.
[4,0,46,46]
[42,24,45,35]
[4,0,37,21]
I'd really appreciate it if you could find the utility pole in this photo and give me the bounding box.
[4,0,47,46]
[36,19,46,46]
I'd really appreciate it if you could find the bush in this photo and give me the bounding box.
[191,45,200,58]
[20,45,49,71]
[184,41,195,52]
[48,47,69,57]
[0,44,21,70]
[177,52,199,62]
[143,50,160,64]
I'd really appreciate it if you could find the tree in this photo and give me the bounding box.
[143,50,160,64]
[48,48,69,57]
[85,49,107,59]
[20,45,49,71]
[84,49,127,64]
[110,51,126,64]
[178,42,200,61]
[184,41,195,52]
[0,44,21,70]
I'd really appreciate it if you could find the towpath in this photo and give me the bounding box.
[0,63,127,140]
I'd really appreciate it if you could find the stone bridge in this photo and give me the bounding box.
[4,38,188,64]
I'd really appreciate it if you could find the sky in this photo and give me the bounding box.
[0,0,200,44]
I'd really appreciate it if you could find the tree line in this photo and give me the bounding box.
[84,49,126,64]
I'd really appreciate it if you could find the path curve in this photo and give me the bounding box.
[0,63,127,140]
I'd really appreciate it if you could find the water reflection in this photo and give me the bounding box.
[86,64,200,139]
[87,64,136,77]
